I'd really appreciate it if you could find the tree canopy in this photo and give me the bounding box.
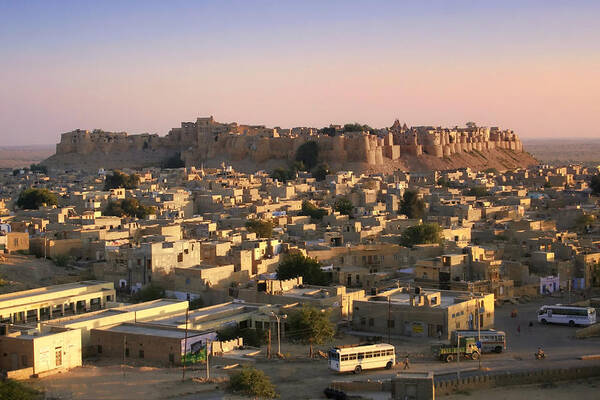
[399,190,425,218]
[400,223,443,247]
[591,174,600,195]
[334,197,353,216]
[465,186,490,197]
[29,163,48,174]
[300,200,328,220]
[104,198,156,219]
[312,163,330,181]
[270,167,295,182]
[246,219,274,238]
[343,123,374,133]
[295,141,320,171]
[104,170,140,190]
[217,325,266,347]
[287,305,335,345]
[229,366,278,399]
[16,188,58,209]
[277,253,331,286]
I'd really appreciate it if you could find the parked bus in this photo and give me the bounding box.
[451,329,507,353]
[328,343,395,374]
[537,305,596,327]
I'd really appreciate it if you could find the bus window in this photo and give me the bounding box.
[349,354,357,360]
[357,353,364,360]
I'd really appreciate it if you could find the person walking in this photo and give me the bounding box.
[403,355,410,370]
[517,324,521,336]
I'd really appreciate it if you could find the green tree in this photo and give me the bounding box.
[270,167,294,182]
[334,197,353,216]
[0,379,41,400]
[311,163,330,181]
[229,366,278,399]
[399,190,425,218]
[277,253,331,285]
[287,305,335,345]
[464,186,490,197]
[132,284,165,302]
[300,200,328,220]
[29,163,48,174]
[104,198,155,219]
[400,223,443,247]
[295,141,320,171]
[575,214,595,232]
[591,174,600,195]
[217,325,266,347]
[16,188,58,209]
[321,126,337,136]
[246,219,273,238]
[104,170,140,190]
[343,123,374,133]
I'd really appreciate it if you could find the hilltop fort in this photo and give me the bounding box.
[42,116,536,172]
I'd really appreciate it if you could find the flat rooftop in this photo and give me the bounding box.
[99,323,208,339]
[0,280,113,305]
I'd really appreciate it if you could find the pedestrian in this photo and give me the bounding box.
[517,324,521,335]
[403,355,410,370]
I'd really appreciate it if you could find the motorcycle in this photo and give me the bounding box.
[535,352,546,360]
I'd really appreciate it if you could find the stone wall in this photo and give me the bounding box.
[45,117,527,171]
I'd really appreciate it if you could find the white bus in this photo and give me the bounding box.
[328,343,395,374]
[537,305,596,327]
[451,330,507,353]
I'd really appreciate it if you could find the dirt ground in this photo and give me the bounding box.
[0,254,86,294]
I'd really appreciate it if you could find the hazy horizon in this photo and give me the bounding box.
[2,0,599,145]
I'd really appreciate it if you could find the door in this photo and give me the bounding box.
[55,347,62,367]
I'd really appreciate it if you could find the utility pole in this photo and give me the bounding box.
[182,308,189,382]
[270,312,287,356]
[122,336,127,377]
[267,328,272,359]
[206,339,211,380]
[387,295,391,343]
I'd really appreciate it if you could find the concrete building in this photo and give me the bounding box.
[90,323,215,366]
[0,326,82,378]
[352,287,494,340]
[0,281,116,324]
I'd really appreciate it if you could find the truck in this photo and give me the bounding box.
[431,337,481,362]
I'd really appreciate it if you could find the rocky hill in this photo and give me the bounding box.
[42,116,537,173]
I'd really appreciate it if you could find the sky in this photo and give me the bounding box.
[1,0,599,145]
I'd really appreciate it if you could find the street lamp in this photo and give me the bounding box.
[270,312,287,355]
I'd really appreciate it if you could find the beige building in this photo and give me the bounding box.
[0,281,116,324]
[352,287,494,340]
[0,326,82,379]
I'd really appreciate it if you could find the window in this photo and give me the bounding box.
[125,348,130,357]
[21,355,27,367]
[177,253,184,262]
[97,345,103,354]
[368,318,374,327]
[388,319,395,328]
[185,278,191,285]
[360,317,366,326]
[139,350,144,358]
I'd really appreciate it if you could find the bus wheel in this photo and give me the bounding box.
[494,346,503,353]
[354,365,362,374]
[471,352,480,360]
[445,354,455,363]
[541,319,547,324]
[386,361,393,369]
[569,320,575,327]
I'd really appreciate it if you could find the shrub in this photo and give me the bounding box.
[0,379,41,400]
[217,325,266,347]
[230,367,278,398]
[53,254,69,267]
[189,297,204,310]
